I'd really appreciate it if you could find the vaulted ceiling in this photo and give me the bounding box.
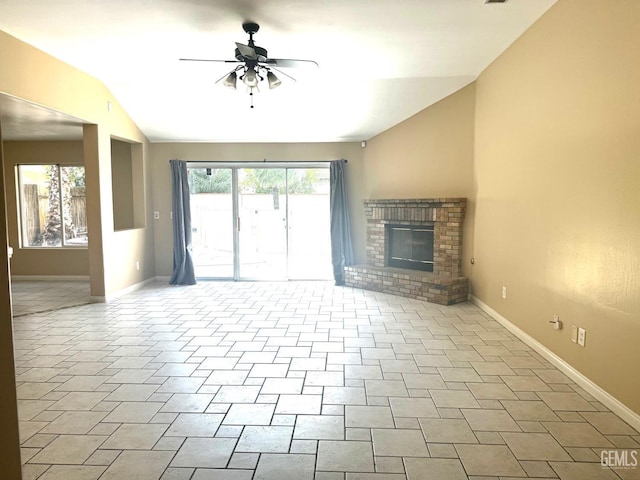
[0,0,556,142]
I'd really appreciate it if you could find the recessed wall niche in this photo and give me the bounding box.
[110,138,144,230]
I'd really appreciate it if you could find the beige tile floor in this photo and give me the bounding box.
[12,280,90,317]
[12,280,640,479]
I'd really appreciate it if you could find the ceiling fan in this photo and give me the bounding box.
[180,22,318,107]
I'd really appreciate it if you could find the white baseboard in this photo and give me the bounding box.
[11,275,90,282]
[469,294,640,432]
[93,277,185,302]
[104,277,157,302]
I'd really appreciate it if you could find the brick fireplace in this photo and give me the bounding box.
[344,198,468,305]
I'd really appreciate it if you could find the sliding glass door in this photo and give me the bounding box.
[287,168,331,279]
[189,168,234,278]
[238,168,288,279]
[188,164,330,280]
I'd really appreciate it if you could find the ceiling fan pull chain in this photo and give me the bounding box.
[250,90,254,109]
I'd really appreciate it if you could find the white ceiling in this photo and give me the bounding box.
[0,0,556,143]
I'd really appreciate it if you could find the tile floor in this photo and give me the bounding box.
[12,280,640,479]
[12,280,90,317]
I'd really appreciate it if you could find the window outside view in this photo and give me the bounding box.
[18,165,88,247]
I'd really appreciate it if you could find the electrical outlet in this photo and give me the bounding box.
[153,211,160,220]
[571,325,578,343]
[577,327,586,347]
[501,286,507,299]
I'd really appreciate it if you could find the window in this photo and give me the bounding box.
[17,164,88,247]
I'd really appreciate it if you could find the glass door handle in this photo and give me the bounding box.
[237,217,241,232]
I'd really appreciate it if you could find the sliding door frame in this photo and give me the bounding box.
[187,161,330,281]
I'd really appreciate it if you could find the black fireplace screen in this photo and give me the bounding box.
[387,224,434,272]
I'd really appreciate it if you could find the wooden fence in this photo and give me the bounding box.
[69,187,87,235]
[22,185,86,245]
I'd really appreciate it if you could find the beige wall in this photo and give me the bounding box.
[85,130,154,296]
[0,31,141,137]
[109,140,154,293]
[0,30,156,297]
[363,83,476,277]
[473,0,640,413]
[3,141,90,276]
[149,143,365,276]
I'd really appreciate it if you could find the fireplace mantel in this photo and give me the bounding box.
[345,198,468,305]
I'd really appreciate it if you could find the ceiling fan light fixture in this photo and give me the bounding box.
[223,71,237,89]
[267,71,282,89]
[242,67,259,87]
[181,22,317,106]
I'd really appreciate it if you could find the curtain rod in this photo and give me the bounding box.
[169,159,347,164]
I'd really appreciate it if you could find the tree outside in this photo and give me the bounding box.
[240,168,320,194]
[189,169,232,194]
[21,165,86,247]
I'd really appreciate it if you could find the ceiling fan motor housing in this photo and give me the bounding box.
[235,45,268,62]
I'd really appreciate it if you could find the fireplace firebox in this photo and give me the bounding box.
[386,224,434,272]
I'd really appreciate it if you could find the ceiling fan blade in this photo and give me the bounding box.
[180,58,241,64]
[268,66,297,83]
[263,58,318,69]
[235,42,257,59]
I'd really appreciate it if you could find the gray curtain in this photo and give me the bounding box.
[330,159,354,285]
[169,160,196,285]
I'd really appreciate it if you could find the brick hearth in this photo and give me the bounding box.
[345,198,468,305]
